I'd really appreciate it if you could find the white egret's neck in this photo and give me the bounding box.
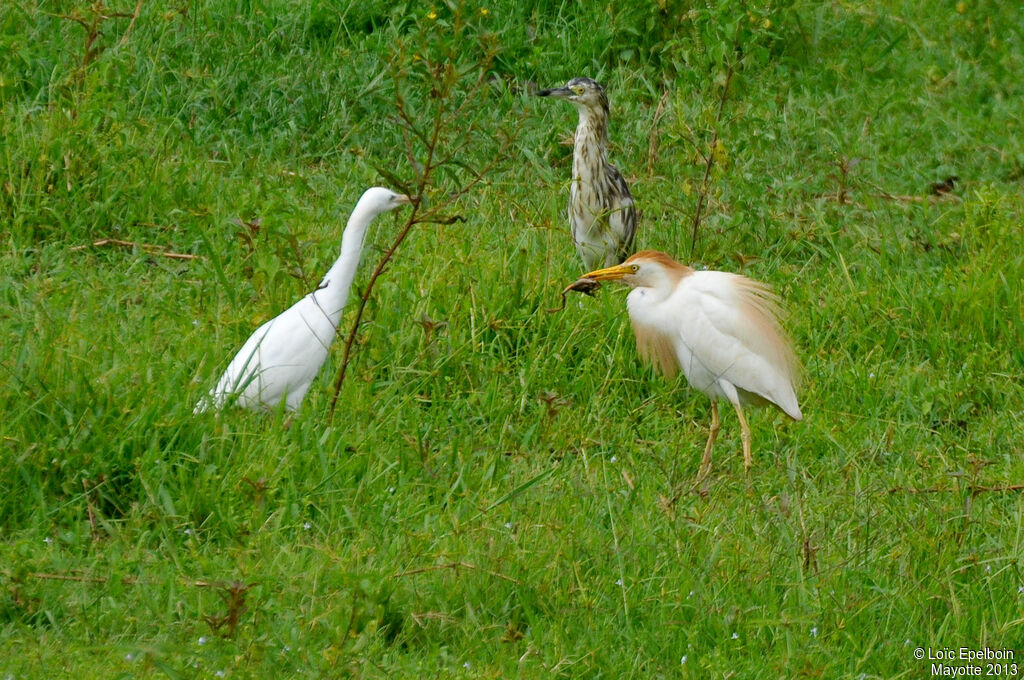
[312,199,383,325]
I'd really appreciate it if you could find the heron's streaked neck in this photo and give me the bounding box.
[573,106,610,180]
[313,201,380,324]
[574,105,610,149]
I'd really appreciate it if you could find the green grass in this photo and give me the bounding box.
[2,0,1023,677]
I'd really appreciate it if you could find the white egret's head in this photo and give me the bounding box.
[358,187,414,215]
[582,250,693,289]
[537,77,609,115]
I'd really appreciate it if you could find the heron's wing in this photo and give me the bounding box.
[673,272,802,419]
[605,164,637,261]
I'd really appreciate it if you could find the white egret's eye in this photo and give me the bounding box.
[630,264,639,272]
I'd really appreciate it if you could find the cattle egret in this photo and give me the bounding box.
[583,250,802,479]
[195,187,412,413]
[537,77,637,269]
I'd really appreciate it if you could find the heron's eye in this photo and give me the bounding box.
[630,264,639,272]
[572,86,585,95]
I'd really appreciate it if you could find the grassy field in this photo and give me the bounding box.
[2,0,1023,677]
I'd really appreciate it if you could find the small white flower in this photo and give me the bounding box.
[125,653,134,661]
[616,579,624,586]
[985,564,991,572]
[463,662,471,669]
[687,590,694,598]
[810,626,818,637]
[681,655,687,664]
[283,645,291,652]
[184,528,193,536]
[43,537,53,544]
[732,632,739,640]
[192,319,200,327]
[504,522,513,529]
[869,372,875,379]
[610,455,617,463]
[905,639,911,646]
[1017,585,1024,594]
[215,671,225,678]
[388,487,396,494]
[197,636,209,645]
[303,522,312,530]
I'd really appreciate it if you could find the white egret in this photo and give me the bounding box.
[194,187,412,413]
[582,250,802,479]
[537,77,637,269]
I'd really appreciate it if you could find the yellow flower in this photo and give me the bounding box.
[427,9,437,20]
[762,18,772,29]
[480,8,489,16]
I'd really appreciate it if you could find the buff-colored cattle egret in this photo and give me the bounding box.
[537,77,637,269]
[194,187,412,413]
[583,250,802,479]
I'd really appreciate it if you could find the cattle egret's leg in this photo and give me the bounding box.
[695,401,720,484]
[729,398,753,475]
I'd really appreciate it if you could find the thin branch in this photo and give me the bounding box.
[117,1,143,48]
[82,478,101,542]
[70,237,202,260]
[328,201,423,417]
[887,484,1024,496]
[4,571,250,590]
[689,61,737,254]
[327,54,516,416]
[646,89,671,177]
[392,561,520,584]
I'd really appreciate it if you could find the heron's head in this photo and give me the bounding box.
[582,250,693,290]
[359,187,414,215]
[537,77,609,114]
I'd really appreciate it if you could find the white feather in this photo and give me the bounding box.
[194,187,410,413]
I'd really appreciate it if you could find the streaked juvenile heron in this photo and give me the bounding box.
[538,77,637,270]
[195,187,412,413]
[582,250,802,480]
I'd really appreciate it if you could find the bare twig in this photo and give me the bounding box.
[70,237,202,260]
[689,62,737,254]
[117,0,143,47]
[887,484,1024,496]
[82,478,101,542]
[328,50,518,417]
[392,561,520,584]
[58,2,141,73]
[8,572,248,590]
[646,89,671,177]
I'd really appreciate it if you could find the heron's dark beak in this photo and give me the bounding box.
[582,264,631,282]
[537,86,572,99]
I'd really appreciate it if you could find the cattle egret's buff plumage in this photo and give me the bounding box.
[537,77,637,269]
[583,250,802,479]
[195,187,412,413]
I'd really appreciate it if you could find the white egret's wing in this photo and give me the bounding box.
[671,271,801,419]
[201,293,337,411]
